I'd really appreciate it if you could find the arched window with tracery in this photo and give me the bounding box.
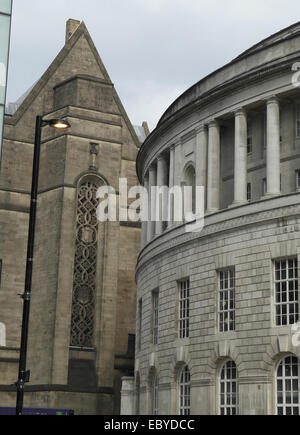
[179,365,191,415]
[70,177,101,348]
[276,355,300,415]
[219,360,239,415]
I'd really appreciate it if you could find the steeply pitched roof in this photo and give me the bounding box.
[5,20,141,148]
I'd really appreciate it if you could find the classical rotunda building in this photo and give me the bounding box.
[121,22,300,416]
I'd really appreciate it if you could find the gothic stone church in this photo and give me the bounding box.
[0,19,144,414]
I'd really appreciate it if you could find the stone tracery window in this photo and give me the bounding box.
[70,178,100,347]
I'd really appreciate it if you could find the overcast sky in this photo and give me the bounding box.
[6,0,300,130]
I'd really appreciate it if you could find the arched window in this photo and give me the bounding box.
[276,356,300,415]
[152,373,159,415]
[183,165,196,217]
[70,178,100,348]
[179,365,191,415]
[219,360,239,415]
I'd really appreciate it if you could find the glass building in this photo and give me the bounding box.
[0,0,12,167]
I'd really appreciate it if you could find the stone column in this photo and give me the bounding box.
[266,97,281,196]
[195,125,208,209]
[233,109,248,205]
[207,120,220,213]
[156,155,168,236]
[141,173,149,249]
[147,163,157,242]
[168,146,175,227]
[174,139,183,224]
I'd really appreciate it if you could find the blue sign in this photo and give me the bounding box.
[0,0,12,168]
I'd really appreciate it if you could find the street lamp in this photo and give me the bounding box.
[15,115,71,416]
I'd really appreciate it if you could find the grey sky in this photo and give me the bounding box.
[6,0,300,130]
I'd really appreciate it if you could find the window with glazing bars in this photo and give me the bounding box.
[247,183,252,202]
[262,178,267,197]
[280,112,283,147]
[275,258,299,326]
[152,374,159,415]
[138,299,142,351]
[276,356,300,415]
[296,170,300,190]
[219,360,239,415]
[219,269,235,332]
[247,120,252,155]
[152,291,159,345]
[296,103,300,138]
[179,366,191,415]
[179,279,190,339]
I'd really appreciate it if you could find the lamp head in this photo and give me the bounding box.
[46,119,71,130]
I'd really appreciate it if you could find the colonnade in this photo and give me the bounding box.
[141,97,281,247]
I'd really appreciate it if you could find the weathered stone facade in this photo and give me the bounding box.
[0,19,142,415]
[126,22,300,415]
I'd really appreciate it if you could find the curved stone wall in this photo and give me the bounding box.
[134,23,300,415]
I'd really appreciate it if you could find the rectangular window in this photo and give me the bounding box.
[296,170,300,190]
[152,291,159,345]
[179,279,190,339]
[296,103,300,138]
[262,178,267,197]
[263,112,267,150]
[247,120,253,155]
[138,299,142,351]
[280,112,283,148]
[247,183,252,202]
[219,269,235,332]
[275,259,299,327]
[280,174,282,192]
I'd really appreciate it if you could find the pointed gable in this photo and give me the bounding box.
[4,20,140,147]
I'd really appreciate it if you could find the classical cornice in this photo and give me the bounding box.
[136,192,300,278]
[136,54,300,182]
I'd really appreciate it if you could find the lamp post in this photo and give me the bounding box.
[15,115,71,416]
